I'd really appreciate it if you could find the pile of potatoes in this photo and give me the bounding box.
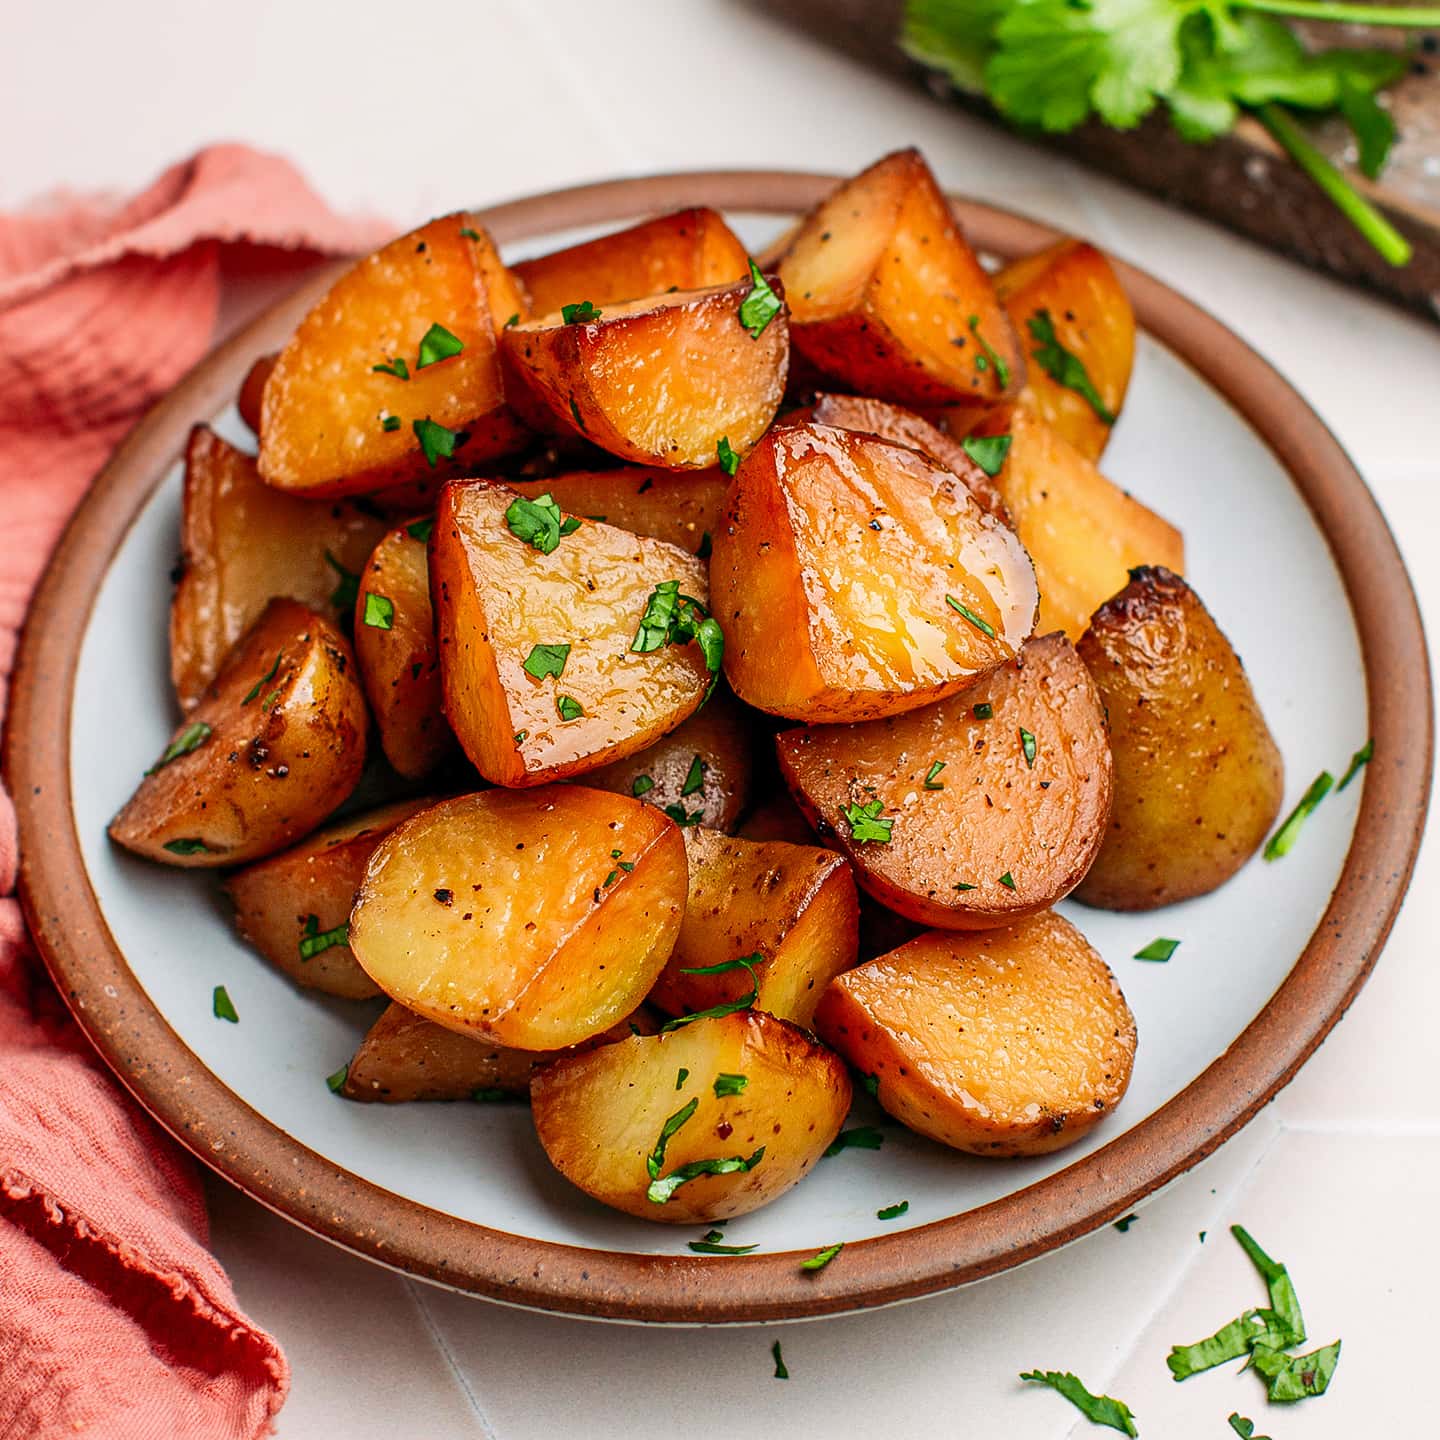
[111,149,1284,1226]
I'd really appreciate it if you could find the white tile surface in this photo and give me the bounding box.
[12,1,1438,1435]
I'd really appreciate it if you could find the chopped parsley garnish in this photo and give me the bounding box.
[923,760,946,790]
[738,260,782,339]
[772,1339,789,1379]
[973,702,993,720]
[688,1230,758,1255]
[242,650,284,706]
[663,803,706,828]
[212,985,239,1023]
[632,775,655,797]
[513,730,528,745]
[646,1098,699,1180]
[876,1200,909,1220]
[998,871,1017,889]
[946,594,997,638]
[1113,1214,1138,1232]
[382,415,401,432]
[647,1147,765,1204]
[326,1063,348,1093]
[163,838,210,856]
[556,695,583,722]
[503,312,520,328]
[1134,937,1180,962]
[560,300,602,324]
[713,1073,748,1098]
[1018,1371,1136,1436]
[1264,771,1335,861]
[459,226,480,241]
[1027,310,1116,424]
[413,417,459,468]
[1019,726,1037,767]
[967,314,1011,387]
[661,955,761,1031]
[960,433,1012,476]
[416,322,464,369]
[823,1125,884,1158]
[675,1068,689,1090]
[954,881,977,892]
[861,1072,879,1098]
[406,517,435,543]
[299,915,349,960]
[603,870,618,887]
[372,356,409,380]
[631,580,725,694]
[1250,1341,1341,1402]
[716,436,740,476]
[682,754,707,796]
[1337,738,1373,792]
[362,593,395,629]
[800,1242,843,1271]
[842,799,894,844]
[522,642,571,680]
[505,492,578,554]
[1228,1416,1271,1440]
[145,721,211,775]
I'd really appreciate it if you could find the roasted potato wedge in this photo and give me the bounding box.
[814,912,1135,1156]
[352,521,456,778]
[531,1009,851,1223]
[258,214,529,497]
[222,798,432,998]
[499,279,788,469]
[965,406,1183,641]
[505,466,728,555]
[581,686,755,832]
[995,239,1134,462]
[777,634,1111,928]
[237,354,276,434]
[349,787,686,1050]
[1076,567,1283,909]
[648,827,858,1027]
[513,207,750,315]
[431,481,713,786]
[710,423,1037,722]
[342,1002,658,1102]
[778,148,1023,409]
[171,425,387,710]
[111,599,367,867]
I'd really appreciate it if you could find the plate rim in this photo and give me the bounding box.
[5,168,1432,1324]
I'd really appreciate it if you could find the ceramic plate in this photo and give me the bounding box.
[7,172,1431,1323]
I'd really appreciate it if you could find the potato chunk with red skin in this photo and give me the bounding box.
[432,482,712,786]
[110,599,367,867]
[171,426,386,710]
[777,634,1111,929]
[222,798,432,999]
[349,788,686,1051]
[710,423,1038,723]
[353,523,456,779]
[513,207,750,315]
[814,913,1136,1157]
[648,827,859,1027]
[779,149,1023,410]
[258,214,528,497]
[531,1010,852,1223]
[499,280,788,469]
[995,239,1134,462]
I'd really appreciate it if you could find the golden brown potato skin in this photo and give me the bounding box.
[171,425,386,710]
[222,799,432,998]
[777,634,1112,929]
[499,280,788,469]
[814,913,1136,1156]
[111,599,367,867]
[995,239,1134,462]
[648,827,859,1027]
[512,207,750,315]
[1075,566,1284,909]
[348,788,687,1050]
[342,1002,659,1102]
[531,1010,852,1223]
[779,149,1023,410]
[966,406,1183,641]
[709,423,1038,722]
[431,482,711,786]
[237,353,277,434]
[581,687,755,833]
[353,523,456,779]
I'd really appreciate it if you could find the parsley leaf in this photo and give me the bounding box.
[556,695,583,722]
[842,799,894,844]
[1249,1340,1341,1403]
[372,356,409,380]
[823,1125,884,1158]
[325,1063,348,1093]
[967,314,1011,386]
[212,985,239,1023]
[415,322,464,369]
[675,1068,689,1090]
[505,493,574,554]
[647,1147,765,1204]
[1019,726,1037,767]
[946,593,997,637]
[299,915,349,960]
[738,260,782,339]
[1228,1416,1271,1440]
[800,1242,843,1271]
[713,1073,748,1098]
[362,593,395,629]
[646,1097,698,1180]
[662,955,761,1031]
[145,721,211,775]
[413,417,459,468]
[772,1339,789,1379]
[1028,309,1117,423]
[1019,1370,1137,1435]
[688,1230,758,1255]
[1134,937,1180,962]
[960,433,1011,476]
[1264,770,1335,860]
[681,754,707,796]
[1336,737,1373,792]
[923,760,946,790]
[406,517,435,543]
[972,702,993,720]
[876,1200,909,1220]
[382,415,401,432]
[632,775,655,797]
[561,300,602,324]
[631,580,725,693]
[163,838,210,856]
[716,436,740,476]
[522,642,571,680]
[998,871,1017,890]
[242,650,284,706]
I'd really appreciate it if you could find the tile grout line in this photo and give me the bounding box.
[403,1278,502,1440]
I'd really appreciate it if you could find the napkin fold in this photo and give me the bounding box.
[0,144,391,1440]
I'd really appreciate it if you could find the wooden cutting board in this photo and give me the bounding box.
[767,0,1440,322]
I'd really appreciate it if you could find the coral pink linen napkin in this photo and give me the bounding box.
[0,145,390,1440]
